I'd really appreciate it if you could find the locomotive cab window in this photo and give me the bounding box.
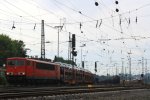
[7,60,25,66]
[36,62,55,70]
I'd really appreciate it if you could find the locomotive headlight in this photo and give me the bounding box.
[22,72,25,75]
[6,72,13,75]
[6,72,10,75]
[18,72,25,75]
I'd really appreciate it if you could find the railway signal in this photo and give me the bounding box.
[82,61,84,68]
[72,34,76,49]
[72,51,77,56]
[72,34,77,56]
[95,61,97,72]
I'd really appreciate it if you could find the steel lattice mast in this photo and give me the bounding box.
[41,20,45,59]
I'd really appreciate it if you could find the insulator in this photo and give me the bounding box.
[136,16,138,23]
[99,19,102,27]
[96,20,98,28]
[115,1,119,4]
[120,18,121,25]
[80,23,82,29]
[95,2,99,6]
[12,22,16,30]
[78,11,82,14]
[129,18,130,24]
[34,23,36,30]
[116,8,119,12]
[12,25,15,29]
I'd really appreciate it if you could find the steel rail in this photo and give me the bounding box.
[0,86,148,99]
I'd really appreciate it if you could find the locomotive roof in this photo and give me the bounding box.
[7,57,58,65]
[7,57,27,60]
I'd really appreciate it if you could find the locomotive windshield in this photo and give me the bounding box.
[7,60,25,66]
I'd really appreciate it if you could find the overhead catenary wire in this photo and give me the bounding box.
[0,0,150,50]
[0,1,150,25]
[0,0,149,45]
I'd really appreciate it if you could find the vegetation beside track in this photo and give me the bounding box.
[0,67,7,85]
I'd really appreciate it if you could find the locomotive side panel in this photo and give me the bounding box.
[30,61,60,84]
[25,60,34,78]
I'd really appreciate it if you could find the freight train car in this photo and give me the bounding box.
[56,62,93,85]
[5,57,93,85]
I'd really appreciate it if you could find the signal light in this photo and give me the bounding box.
[95,62,97,72]
[116,8,119,12]
[82,61,84,68]
[95,2,99,6]
[72,34,76,48]
[72,51,77,56]
[115,1,119,4]
[141,74,144,77]
[72,47,75,51]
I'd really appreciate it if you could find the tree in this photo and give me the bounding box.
[0,34,27,66]
[11,40,26,57]
[0,34,12,58]
[54,56,76,65]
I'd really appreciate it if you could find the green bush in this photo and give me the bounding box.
[0,68,7,85]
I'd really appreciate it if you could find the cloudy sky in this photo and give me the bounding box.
[0,0,150,75]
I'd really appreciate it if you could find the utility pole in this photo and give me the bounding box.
[142,57,144,75]
[80,44,86,68]
[95,61,98,73]
[41,20,45,59]
[81,47,82,66]
[68,32,71,61]
[128,50,132,81]
[71,34,77,66]
[141,57,145,83]
[71,34,77,84]
[121,58,124,80]
[55,25,63,58]
[125,66,127,80]
[145,59,147,83]
[54,19,63,58]
[114,63,118,76]
[145,59,147,74]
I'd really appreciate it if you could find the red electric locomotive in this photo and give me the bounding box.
[6,57,60,85]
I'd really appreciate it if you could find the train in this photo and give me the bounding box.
[5,57,93,85]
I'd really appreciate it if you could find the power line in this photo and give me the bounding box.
[54,0,95,20]
[4,0,40,22]
[24,0,63,19]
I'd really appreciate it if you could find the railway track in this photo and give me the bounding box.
[0,85,149,99]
